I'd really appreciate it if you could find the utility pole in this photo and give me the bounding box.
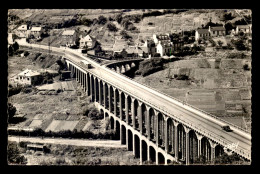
[48,35,51,56]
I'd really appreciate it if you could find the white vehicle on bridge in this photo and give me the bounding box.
[80,60,91,69]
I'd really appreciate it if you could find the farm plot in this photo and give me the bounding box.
[45,120,79,132]
[29,120,43,128]
[37,81,75,91]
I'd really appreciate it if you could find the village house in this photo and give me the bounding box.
[144,34,184,57]
[17,24,30,38]
[195,28,211,41]
[30,26,43,39]
[143,39,156,56]
[79,35,96,49]
[156,41,174,57]
[137,46,149,58]
[209,26,226,37]
[195,26,226,41]
[16,69,41,86]
[153,34,171,45]
[236,24,252,34]
[61,30,77,47]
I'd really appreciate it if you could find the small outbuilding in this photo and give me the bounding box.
[17,69,41,85]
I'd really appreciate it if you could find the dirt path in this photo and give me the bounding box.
[8,136,126,148]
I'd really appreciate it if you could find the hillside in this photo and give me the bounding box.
[133,54,251,129]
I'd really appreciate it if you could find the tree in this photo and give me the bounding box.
[120,30,132,40]
[12,42,19,52]
[8,103,16,122]
[107,22,118,32]
[8,45,14,56]
[12,34,19,40]
[234,19,248,25]
[222,13,235,22]
[81,17,93,27]
[8,141,27,164]
[98,15,107,25]
[234,39,247,51]
[114,13,123,24]
[225,22,235,33]
[204,21,223,29]
[217,40,223,47]
[121,18,133,30]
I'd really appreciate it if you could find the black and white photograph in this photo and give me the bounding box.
[6,9,252,165]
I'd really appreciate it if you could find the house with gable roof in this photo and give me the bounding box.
[61,29,77,47]
[17,69,41,85]
[209,26,226,37]
[236,25,252,34]
[79,34,97,49]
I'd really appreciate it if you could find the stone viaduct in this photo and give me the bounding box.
[16,41,251,165]
[65,57,250,165]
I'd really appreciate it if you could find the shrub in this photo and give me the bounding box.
[136,58,164,76]
[174,74,189,80]
[243,64,250,71]
[227,43,234,50]
[21,86,32,94]
[8,103,16,122]
[227,52,247,59]
[19,141,28,148]
[97,15,107,25]
[233,39,247,51]
[8,141,27,164]
[23,51,29,56]
[107,22,118,32]
[8,85,22,97]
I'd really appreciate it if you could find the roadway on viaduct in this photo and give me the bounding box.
[16,40,251,161]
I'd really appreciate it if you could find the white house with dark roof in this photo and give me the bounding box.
[30,26,43,39]
[153,34,171,44]
[17,24,30,38]
[156,41,175,57]
[61,30,77,47]
[79,35,96,49]
[209,26,226,37]
[236,25,252,34]
[195,28,210,41]
[17,69,41,85]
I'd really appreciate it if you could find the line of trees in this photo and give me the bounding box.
[8,128,117,140]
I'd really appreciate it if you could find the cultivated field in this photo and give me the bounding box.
[133,55,251,129]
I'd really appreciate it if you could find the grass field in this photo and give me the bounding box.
[21,143,141,165]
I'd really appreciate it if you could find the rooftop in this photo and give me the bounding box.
[210,26,225,31]
[17,25,28,31]
[156,34,170,40]
[31,27,42,32]
[18,69,41,77]
[158,40,172,47]
[197,28,209,34]
[80,34,96,41]
[62,30,76,36]
[237,25,252,29]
